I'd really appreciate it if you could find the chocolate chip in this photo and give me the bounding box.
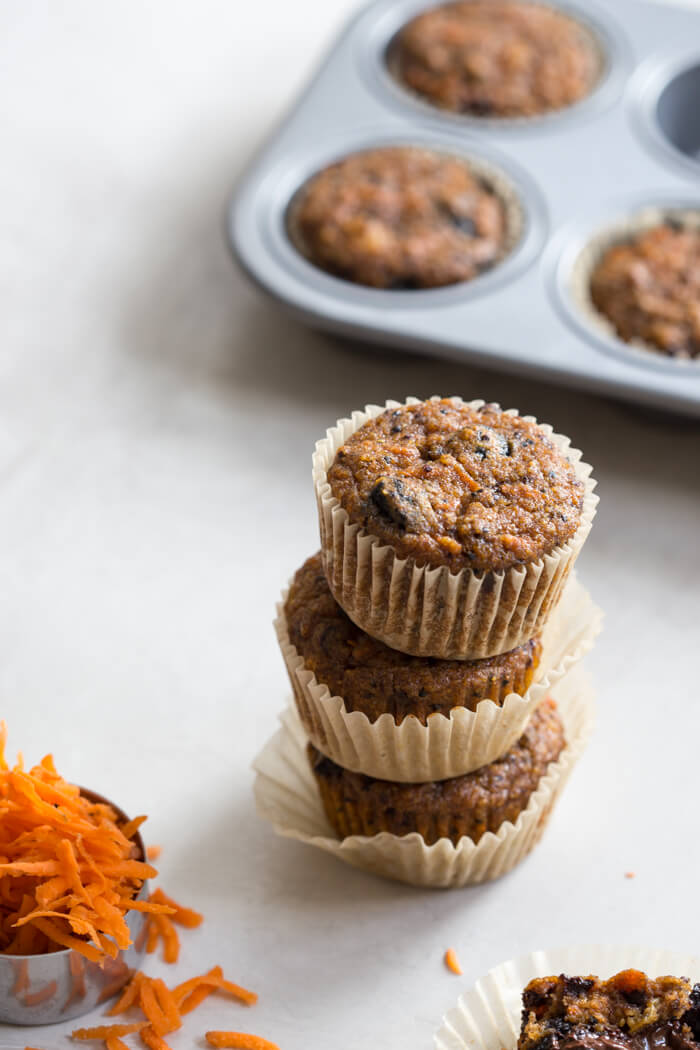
[562,977,595,997]
[368,476,436,533]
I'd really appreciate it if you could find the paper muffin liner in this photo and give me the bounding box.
[312,396,598,660]
[276,573,601,781]
[252,663,595,888]
[435,946,700,1050]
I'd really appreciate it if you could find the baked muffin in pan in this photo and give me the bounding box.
[590,222,700,360]
[308,698,565,846]
[392,0,601,119]
[289,146,517,290]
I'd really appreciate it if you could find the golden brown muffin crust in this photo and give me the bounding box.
[290,147,509,289]
[326,400,584,573]
[285,552,541,723]
[590,223,700,359]
[309,698,565,845]
[393,0,601,118]
[520,972,700,1050]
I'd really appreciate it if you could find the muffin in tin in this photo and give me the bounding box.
[589,221,700,360]
[519,970,700,1050]
[326,399,585,575]
[289,146,518,289]
[309,698,565,846]
[285,552,542,724]
[392,1,602,119]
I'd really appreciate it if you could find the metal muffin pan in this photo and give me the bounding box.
[228,0,700,416]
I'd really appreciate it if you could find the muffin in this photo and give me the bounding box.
[520,971,700,1050]
[392,1,601,118]
[289,146,514,289]
[308,698,565,846]
[313,397,597,659]
[285,552,541,723]
[590,222,700,359]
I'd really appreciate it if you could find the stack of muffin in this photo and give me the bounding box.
[272,396,599,886]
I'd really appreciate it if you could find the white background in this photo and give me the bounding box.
[0,1,699,1048]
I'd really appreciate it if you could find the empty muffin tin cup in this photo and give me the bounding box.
[656,60,700,167]
[569,205,700,364]
[0,789,148,1026]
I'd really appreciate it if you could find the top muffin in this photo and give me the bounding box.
[326,399,584,573]
[393,0,601,118]
[290,146,510,289]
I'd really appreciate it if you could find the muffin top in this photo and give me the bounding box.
[393,0,600,118]
[326,399,584,573]
[520,971,699,1050]
[290,146,509,289]
[285,552,542,723]
[309,698,565,845]
[590,222,700,359]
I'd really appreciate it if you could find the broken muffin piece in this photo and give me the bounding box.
[519,971,700,1050]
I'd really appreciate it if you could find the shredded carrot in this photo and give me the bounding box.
[140,978,171,1036]
[107,971,144,1015]
[171,967,257,1007]
[205,1034,279,1050]
[139,1026,172,1050]
[71,1022,145,1039]
[0,724,157,963]
[152,977,181,1033]
[106,1039,131,1050]
[152,913,180,963]
[146,846,162,861]
[444,948,462,976]
[149,888,203,929]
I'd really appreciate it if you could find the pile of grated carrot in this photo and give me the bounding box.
[0,723,166,962]
[0,726,278,1050]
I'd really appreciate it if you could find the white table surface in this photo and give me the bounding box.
[0,2,699,1048]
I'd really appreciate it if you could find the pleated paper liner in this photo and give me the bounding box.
[312,396,598,660]
[435,946,700,1050]
[276,573,601,782]
[252,663,595,888]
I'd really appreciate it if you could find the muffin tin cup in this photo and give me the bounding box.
[560,201,700,367]
[276,573,601,781]
[435,946,700,1050]
[312,397,598,661]
[252,662,595,889]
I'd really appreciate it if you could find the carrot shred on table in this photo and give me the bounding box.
[149,888,203,928]
[139,1026,172,1050]
[171,967,257,1007]
[152,977,181,1033]
[444,948,462,976]
[105,1039,131,1050]
[140,978,171,1036]
[71,1021,146,1039]
[152,913,180,963]
[107,971,144,1014]
[0,724,158,963]
[205,1033,279,1050]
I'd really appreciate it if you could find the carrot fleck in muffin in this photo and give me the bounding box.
[290,146,512,289]
[392,0,601,118]
[285,552,541,723]
[590,222,700,359]
[326,399,584,574]
[309,698,565,845]
[519,970,700,1050]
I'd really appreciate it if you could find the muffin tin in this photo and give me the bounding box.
[227,0,700,417]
